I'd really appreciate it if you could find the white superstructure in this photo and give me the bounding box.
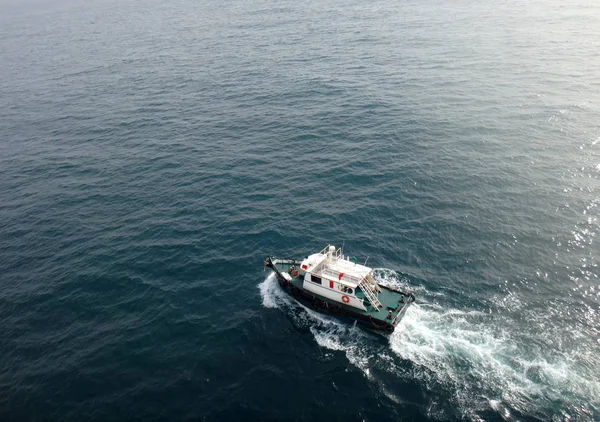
[299,245,382,310]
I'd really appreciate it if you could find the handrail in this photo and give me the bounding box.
[320,268,362,284]
[358,278,382,310]
[318,245,343,259]
[318,244,331,255]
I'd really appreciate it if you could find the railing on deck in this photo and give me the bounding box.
[320,267,361,285]
[318,244,342,258]
[358,278,382,310]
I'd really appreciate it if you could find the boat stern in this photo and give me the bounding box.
[390,292,415,326]
[365,288,415,333]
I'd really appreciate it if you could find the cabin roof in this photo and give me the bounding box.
[311,256,372,288]
[300,246,374,288]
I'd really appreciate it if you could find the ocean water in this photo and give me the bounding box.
[1,0,599,420]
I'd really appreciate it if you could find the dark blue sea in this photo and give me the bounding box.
[1,0,599,420]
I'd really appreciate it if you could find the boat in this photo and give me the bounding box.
[264,244,415,333]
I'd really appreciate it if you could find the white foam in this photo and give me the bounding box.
[390,302,600,419]
[258,272,600,420]
[258,273,375,378]
[258,272,287,308]
[259,273,351,328]
[373,267,443,296]
[311,323,373,377]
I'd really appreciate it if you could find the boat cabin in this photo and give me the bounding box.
[298,245,382,310]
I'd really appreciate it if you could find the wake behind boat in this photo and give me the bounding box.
[264,245,415,333]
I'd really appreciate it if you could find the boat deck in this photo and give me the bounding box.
[268,258,413,326]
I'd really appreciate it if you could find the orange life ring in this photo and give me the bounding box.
[342,295,350,303]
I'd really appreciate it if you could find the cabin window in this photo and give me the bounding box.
[340,286,354,295]
[311,275,322,284]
